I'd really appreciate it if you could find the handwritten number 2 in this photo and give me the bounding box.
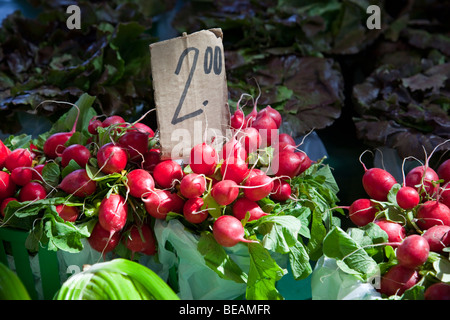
[172,46,223,125]
[172,47,203,125]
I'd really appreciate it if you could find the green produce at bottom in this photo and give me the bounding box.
[0,262,31,300]
[54,258,179,300]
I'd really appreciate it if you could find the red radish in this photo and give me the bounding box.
[277,133,296,147]
[396,234,429,269]
[0,140,10,169]
[125,169,155,198]
[59,169,97,198]
[424,282,450,300]
[132,122,155,138]
[0,197,16,217]
[275,141,296,153]
[118,130,149,161]
[439,185,450,209]
[271,179,292,202]
[251,111,278,147]
[11,167,33,186]
[296,152,312,175]
[220,156,249,184]
[261,105,282,129]
[245,168,265,180]
[98,194,128,234]
[142,148,161,173]
[0,171,16,201]
[273,133,296,153]
[271,150,302,178]
[55,204,79,222]
[379,265,419,297]
[189,143,218,175]
[220,138,247,161]
[183,197,209,224]
[236,127,261,154]
[88,116,102,135]
[61,144,91,168]
[361,167,397,202]
[97,143,128,174]
[396,186,420,210]
[437,159,450,183]
[123,224,156,256]
[43,131,73,159]
[422,225,450,253]
[243,173,274,201]
[348,198,378,227]
[19,182,46,202]
[416,200,450,230]
[213,215,257,247]
[102,115,126,128]
[152,160,183,189]
[4,148,33,172]
[211,179,239,206]
[141,225,157,255]
[44,106,81,159]
[405,165,440,197]
[31,164,45,182]
[180,173,206,199]
[88,222,120,254]
[143,189,184,220]
[375,220,406,244]
[230,109,245,130]
[232,197,267,221]
[245,105,258,128]
[28,143,39,159]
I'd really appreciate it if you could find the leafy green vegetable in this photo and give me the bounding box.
[246,242,286,300]
[198,232,248,284]
[0,262,31,300]
[54,258,179,300]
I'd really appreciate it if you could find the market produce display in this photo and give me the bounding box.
[319,147,450,300]
[1,0,449,302]
[0,92,342,300]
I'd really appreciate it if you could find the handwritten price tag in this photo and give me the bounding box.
[150,29,230,160]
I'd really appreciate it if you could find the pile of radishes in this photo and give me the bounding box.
[0,99,314,263]
[344,150,450,299]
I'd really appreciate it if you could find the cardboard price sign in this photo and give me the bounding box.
[150,29,230,160]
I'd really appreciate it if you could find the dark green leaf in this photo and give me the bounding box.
[246,242,285,300]
[197,233,248,284]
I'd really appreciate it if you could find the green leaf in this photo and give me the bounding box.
[61,159,82,178]
[433,257,450,282]
[43,209,94,253]
[289,239,313,280]
[255,215,301,254]
[306,208,327,260]
[197,232,248,283]
[54,258,179,300]
[3,133,32,151]
[323,226,379,280]
[42,161,61,188]
[201,191,222,219]
[50,93,97,134]
[246,242,286,300]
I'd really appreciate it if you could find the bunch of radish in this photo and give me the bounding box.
[342,148,450,299]
[0,112,158,259]
[0,97,315,262]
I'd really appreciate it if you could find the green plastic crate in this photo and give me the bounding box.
[0,227,61,300]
